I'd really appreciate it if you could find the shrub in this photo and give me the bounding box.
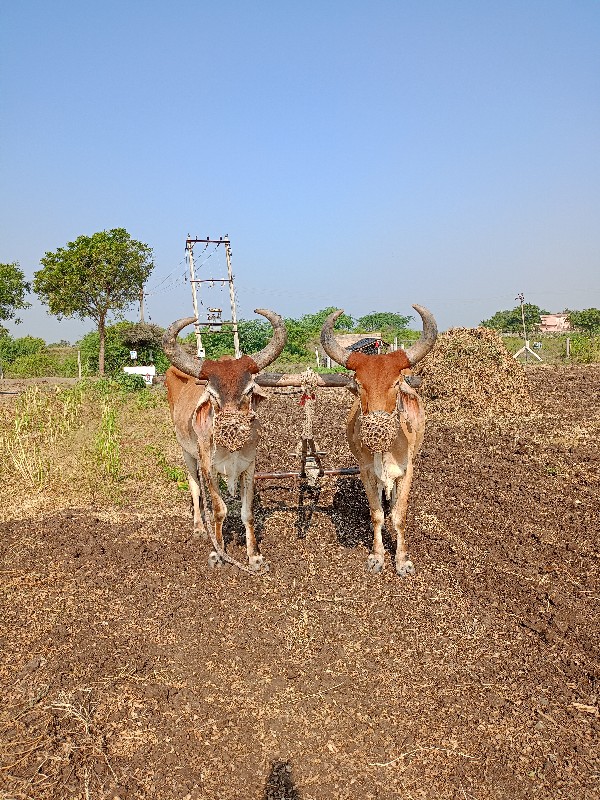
[568,335,600,364]
[112,373,147,392]
[0,334,47,370]
[6,352,59,378]
[78,322,169,376]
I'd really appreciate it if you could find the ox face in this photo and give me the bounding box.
[196,356,268,452]
[200,355,258,409]
[346,350,411,416]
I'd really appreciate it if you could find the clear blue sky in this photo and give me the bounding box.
[1,0,599,342]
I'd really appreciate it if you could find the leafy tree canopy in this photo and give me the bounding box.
[480,304,549,334]
[568,308,600,334]
[0,262,31,323]
[34,229,154,374]
[34,229,153,322]
[355,312,413,335]
[298,308,354,333]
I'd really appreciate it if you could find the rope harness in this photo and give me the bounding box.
[299,367,319,439]
[298,368,324,479]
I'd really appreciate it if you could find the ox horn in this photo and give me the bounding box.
[404,304,438,366]
[162,316,203,377]
[250,309,287,370]
[320,309,351,367]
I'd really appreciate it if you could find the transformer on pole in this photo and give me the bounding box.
[185,235,241,359]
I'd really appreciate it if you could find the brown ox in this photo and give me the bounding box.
[321,305,437,576]
[162,309,286,571]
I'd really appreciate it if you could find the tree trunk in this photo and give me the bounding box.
[98,314,106,376]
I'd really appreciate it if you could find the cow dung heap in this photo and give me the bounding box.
[414,326,533,417]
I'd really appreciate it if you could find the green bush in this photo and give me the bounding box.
[59,354,81,378]
[0,334,47,370]
[112,372,147,392]
[6,352,59,378]
[568,335,600,364]
[78,322,169,376]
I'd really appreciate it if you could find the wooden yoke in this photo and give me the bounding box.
[255,372,352,388]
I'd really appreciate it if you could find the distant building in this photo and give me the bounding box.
[540,313,571,333]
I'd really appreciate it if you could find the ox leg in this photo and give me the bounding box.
[182,450,206,539]
[203,466,228,568]
[361,469,386,574]
[391,457,415,578]
[240,466,266,571]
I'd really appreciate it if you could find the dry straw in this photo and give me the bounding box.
[414,327,532,417]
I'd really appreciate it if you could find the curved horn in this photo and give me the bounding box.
[162,316,203,377]
[404,304,438,366]
[320,309,351,367]
[250,309,287,370]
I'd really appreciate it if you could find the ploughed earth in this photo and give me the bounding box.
[1,366,599,799]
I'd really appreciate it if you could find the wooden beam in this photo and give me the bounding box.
[255,372,351,388]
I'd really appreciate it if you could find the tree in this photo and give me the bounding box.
[568,308,600,334]
[354,312,413,337]
[281,308,354,362]
[0,262,31,324]
[481,304,549,334]
[34,229,154,374]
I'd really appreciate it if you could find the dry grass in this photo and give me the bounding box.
[0,382,187,523]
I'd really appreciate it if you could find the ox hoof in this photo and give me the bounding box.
[193,527,207,540]
[248,554,269,573]
[366,553,385,574]
[207,551,224,569]
[395,559,415,578]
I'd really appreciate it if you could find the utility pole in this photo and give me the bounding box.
[139,286,145,323]
[224,237,241,358]
[185,235,240,359]
[186,238,204,358]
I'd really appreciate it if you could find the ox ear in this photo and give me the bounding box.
[251,383,269,399]
[399,381,423,430]
[191,392,212,437]
[251,383,269,409]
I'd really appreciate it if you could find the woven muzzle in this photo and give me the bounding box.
[360,410,400,453]
[213,409,255,452]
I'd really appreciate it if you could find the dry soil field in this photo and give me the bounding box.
[0,365,599,799]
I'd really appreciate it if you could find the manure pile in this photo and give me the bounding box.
[414,326,532,417]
